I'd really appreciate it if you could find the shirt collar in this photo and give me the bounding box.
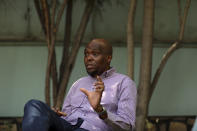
[88,67,116,80]
[100,67,115,79]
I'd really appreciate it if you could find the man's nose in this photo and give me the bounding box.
[87,54,93,61]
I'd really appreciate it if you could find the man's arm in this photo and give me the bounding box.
[80,76,137,130]
[52,107,67,116]
[104,77,136,130]
[94,104,131,131]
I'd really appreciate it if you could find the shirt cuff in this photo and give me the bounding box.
[104,111,131,131]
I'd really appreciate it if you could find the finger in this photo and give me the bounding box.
[51,107,56,112]
[95,85,104,90]
[55,107,60,110]
[55,107,59,111]
[95,86,104,92]
[94,81,104,86]
[96,75,102,82]
[52,107,58,112]
[80,88,89,96]
[58,111,67,116]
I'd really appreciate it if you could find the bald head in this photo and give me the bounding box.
[84,38,113,77]
[87,38,113,56]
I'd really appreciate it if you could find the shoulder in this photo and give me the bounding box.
[112,72,135,85]
[112,72,136,93]
[67,76,90,94]
[71,76,89,87]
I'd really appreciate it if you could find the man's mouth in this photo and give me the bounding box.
[86,64,95,69]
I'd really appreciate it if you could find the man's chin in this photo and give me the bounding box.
[87,70,98,77]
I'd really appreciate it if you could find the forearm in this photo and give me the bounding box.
[95,105,132,131]
[104,111,132,131]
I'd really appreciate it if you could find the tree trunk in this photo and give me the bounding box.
[50,0,58,106]
[34,0,69,106]
[55,0,95,108]
[135,0,155,130]
[127,0,137,79]
[41,0,51,106]
[59,0,73,89]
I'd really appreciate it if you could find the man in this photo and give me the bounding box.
[22,38,137,131]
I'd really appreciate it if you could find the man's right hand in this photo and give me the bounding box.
[80,75,104,110]
[52,107,67,116]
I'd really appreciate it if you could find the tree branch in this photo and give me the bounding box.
[149,0,191,101]
[178,0,191,40]
[177,0,182,28]
[55,0,69,32]
[127,0,137,79]
[50,0,59,107]
[59,0,73,87]
[56,0,95,108]
[41,0,51,106]
[34,0,46,35]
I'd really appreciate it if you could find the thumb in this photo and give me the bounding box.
[80,88,89,96]
[96,75,102,82]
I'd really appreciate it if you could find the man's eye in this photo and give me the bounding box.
[93,53,98,56]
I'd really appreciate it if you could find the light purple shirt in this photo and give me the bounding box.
[61,68,137,131]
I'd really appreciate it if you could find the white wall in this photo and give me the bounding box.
[1,0,197,43]
[0,44,197,116]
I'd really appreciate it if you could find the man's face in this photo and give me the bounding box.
[84,42,111,77]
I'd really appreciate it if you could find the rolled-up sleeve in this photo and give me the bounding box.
[104,77,137,130]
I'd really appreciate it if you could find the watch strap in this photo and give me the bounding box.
[96,105,108,119]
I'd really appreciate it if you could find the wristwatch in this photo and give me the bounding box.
[95,105,108,120]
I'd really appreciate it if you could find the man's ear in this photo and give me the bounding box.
[107,55,112,64]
